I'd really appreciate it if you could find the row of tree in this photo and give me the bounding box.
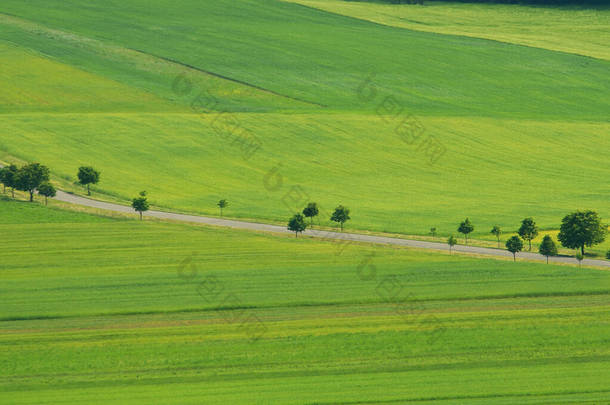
[2,164,607,264]
[449,212,607,262]
[0,164,101,204]
[0,163,56,204]
[288,203,350,236]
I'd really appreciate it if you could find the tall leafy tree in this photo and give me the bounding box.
[506,236,524,262]
[217,199,228,216]
[557,210,606,256]
[78,166,100,196]
[490,225,502,248]
[15,163,50,202]
[447,235,457,254]
[132,191,150,220]
[0,167,6,193]
[1,165,18,196]
[288,213,307,237]
[37,182,56,206]
[518,217,539,251]
[330,205,351,231]
[458,218,474,244]
[3,164,18,198]
[302,202,319,226]
[538,234,558,264]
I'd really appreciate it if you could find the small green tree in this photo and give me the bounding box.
[606,250,610,260]
[506,236,524,262]
[217,199,228,216]
[15,163,50,202]
[575,252,584,268]
[288,213,307,237]
[1,164,18,198]
[302,202,319,226]
[518,217,539,251]
[447,235,457,254]
[77,166,100,196]
[538,234,558,264]
[132,191,150,220]
[458,218,474,244]
[330,205,351,231]
[490,225,502,248]
[430,227,437,237]
[558,211,606,256]
[0,167,7,193]
[37,182,56,206]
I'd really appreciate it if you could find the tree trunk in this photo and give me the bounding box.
[497,237,500,248]
[581,245,585,256]
[45,196,48,206]
[529,239,532,251]
[546,256,549,264]
[29,190,34,202]
[139,211,143,220]
[340,223,343,231]
[11,188,14,198]
[295,232,298,238]
[87,184,91,196]
[513,253,516,262]
[220,208,223,217]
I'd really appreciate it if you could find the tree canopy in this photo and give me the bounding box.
[217,199,229,216]
[288,213,307,237]
[330,205,351,231]
[15,163,50,202]
[447,235,457,254]
[0,164,18,196]
[302,202,319,226]
[458,218,474,244]
[518,217,538,251]
[37,182,57,206]
[538,234,558,264]
[77,166,100,196]
[490,225,502,247]
[557,210,606,255]
[132,191,150,220]
[506,236,523,261]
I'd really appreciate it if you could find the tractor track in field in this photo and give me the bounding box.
[126,48,327,108]
[49,190,610,269]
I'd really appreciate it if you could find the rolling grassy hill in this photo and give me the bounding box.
[1,199,609,403]
[0,0,608,239]
[286,0,610,61]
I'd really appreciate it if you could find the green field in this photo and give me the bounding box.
[0,0,609,241]
[287,0,610,60]
[1,199,609,403]
[2,1,610,403]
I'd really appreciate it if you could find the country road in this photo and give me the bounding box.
[52,190,610,268]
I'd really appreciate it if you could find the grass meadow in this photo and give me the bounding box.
[286,0,610,61]
[1,199,609,403]
[0,0,609,242]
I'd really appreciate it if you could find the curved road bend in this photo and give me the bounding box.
[52,190,610,269]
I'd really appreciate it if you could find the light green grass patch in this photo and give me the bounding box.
[1,113,608,236]
[286,0,610,61]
